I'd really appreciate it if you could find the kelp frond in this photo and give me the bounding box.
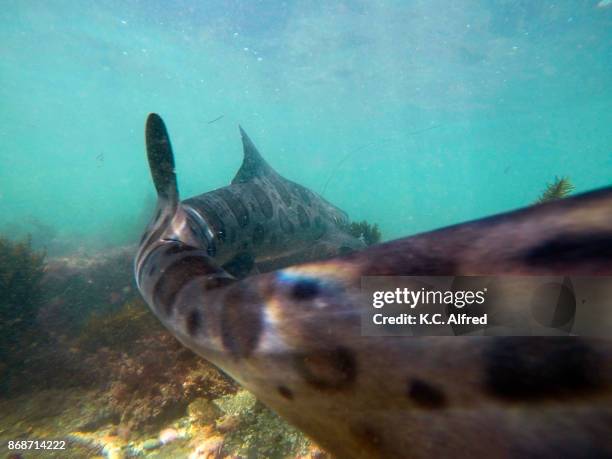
[536,176,575,204]
[347,220,382,246]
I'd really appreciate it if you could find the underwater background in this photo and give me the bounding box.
[1,1,611,458]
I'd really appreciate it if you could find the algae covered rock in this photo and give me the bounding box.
[142,438,162,450]
[214,390,311,458]
[188,397,222,425]
[75,297,162,352]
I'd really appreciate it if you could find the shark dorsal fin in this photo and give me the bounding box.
[145,113,179,212]
[232,126,275,184]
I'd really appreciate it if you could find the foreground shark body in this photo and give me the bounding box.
[136,114,612,458]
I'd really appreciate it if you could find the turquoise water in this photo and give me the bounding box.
[1,0,611,252]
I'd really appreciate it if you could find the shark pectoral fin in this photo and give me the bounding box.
[232,126,274,184]
[146,113,179,211]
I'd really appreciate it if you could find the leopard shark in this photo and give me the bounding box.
[135,113,612,458]
[136,114,364,282]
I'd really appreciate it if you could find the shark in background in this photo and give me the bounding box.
[136,113,612,458]
[135,114,364,283]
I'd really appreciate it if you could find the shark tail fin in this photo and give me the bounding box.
[145,113,179,212]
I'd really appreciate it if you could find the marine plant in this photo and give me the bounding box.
[75,297,162,352]
[346,220,382,246]
[0,236,45,389]
[535,176,575,204]
[92,329,236,432]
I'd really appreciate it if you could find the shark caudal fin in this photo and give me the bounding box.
[232,126,274,184]
[146,113,179,212]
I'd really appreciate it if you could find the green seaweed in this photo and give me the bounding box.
[347,220,382,246]
[0,237,45,355]
[0,236,46,394]
[535,176,575,204]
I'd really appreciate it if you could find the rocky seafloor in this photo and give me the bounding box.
[0,241,328,459]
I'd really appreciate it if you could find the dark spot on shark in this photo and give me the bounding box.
[186,309,203,336]
[218,189,250,228]
[484,338,603,401]
[271,176,292,206]
[522,233,612,267]
[292,278,320,300]
[408,378,447,409]
[153,253,220,317]
[221,284,263,359]
[223,252,255,279]
[252,224,265,246]
[297,205,310,228]
[295,347,357,390]
[248,183,274,219]
[154,208,162,221]
[277,385,294,400]
[139,230,149,244]
[279,209,295,234]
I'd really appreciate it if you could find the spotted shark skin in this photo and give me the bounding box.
[136,114,612,458]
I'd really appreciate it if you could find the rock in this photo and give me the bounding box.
[188,397,222,425]
[107,449,125,459]
[159,427,180,444]
[77,407,120,432]
[310,447,330,459]
[189,436,224,459]
[142,438,162,450]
